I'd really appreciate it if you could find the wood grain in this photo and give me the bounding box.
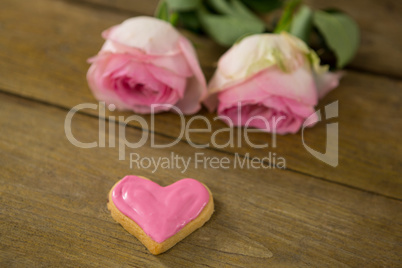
[1,92,401,267]
[70,0,402,78]
[1,0,401,267]
[0,0,401,198]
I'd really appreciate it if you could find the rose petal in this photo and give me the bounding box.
[178,37,207,91]
[315,71,343,99]
[217,66,318,109]
[87,53,131,110]
[215,33,307,89]
[104,17,181,55]
[101,40,193,77]
[175,76,205,115]
[218,102,306,134]
[146,64,186,99]
[87,53,181,109]
[176,37,207,114]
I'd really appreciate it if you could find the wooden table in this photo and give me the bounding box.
[1,0,401,266]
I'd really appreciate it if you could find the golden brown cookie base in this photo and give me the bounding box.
[107,177,214,255]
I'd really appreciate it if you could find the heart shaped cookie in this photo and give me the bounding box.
[107,175,214,255]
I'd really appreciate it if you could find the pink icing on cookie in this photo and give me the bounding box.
[111,175,210,243]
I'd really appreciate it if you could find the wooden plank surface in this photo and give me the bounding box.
[71,0,402,78]
[1,0,401,266]
[1,92,401,266]
[0,0,401,199]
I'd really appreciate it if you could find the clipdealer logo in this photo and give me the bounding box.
[64,101,339,168]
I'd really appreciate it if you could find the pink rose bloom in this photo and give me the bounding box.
[204,32,342,134]
[87,17,207,114]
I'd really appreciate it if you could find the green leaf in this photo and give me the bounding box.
[165,0,201,11]
[198,0,265,46]
[313,10,359,68]
[155,0,170,22]
[290,5,313,43]
[207,0,235,15]
[231,0,261,20]
[207,0,263,22]
[178,11,202,32]
[169,12,179,25]
[274,0,301,33]
[241,0,284,13]
[155,1,179,25]
[198,9,265,46]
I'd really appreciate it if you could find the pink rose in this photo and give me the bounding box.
[204,32,342,134]
[87,17,207,114]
